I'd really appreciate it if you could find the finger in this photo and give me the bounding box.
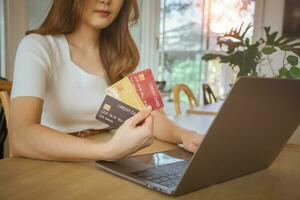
[193,137,202,146]
[187,143,198,153]
[125,106,152,127]
[142,115,153,131]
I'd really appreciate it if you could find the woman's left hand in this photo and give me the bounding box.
[180,131,203,153]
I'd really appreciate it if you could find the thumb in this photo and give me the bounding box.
[141,115,153,131]
[125,106,152,127]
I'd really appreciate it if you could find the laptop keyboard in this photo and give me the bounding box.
[131,160,188,188]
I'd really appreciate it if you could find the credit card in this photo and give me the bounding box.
[106,77,145,111]
[128,68,164,110]
[96,95,139,129]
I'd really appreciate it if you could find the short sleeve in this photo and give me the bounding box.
[11,34,52,100]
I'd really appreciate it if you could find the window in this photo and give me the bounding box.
[158,0,256,101]
[159,0,204,101]
[205,0,256,96]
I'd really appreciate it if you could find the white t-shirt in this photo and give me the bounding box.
[11,33,110,133]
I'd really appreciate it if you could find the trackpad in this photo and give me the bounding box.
[130,148,192,167]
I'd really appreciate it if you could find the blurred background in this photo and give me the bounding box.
[0,0,299,101]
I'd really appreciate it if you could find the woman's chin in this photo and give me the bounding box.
[89,17,113,29]
[90,23,111,31]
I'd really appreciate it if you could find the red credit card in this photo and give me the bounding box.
[128,68,164,110]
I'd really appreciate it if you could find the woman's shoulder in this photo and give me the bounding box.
[17,33,66,65]
[19,33,61,51]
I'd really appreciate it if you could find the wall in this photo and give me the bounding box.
[263,0,286,33]
[4,0,53,80]
[260,0,286,77]
[5,0,27,80]
[258,0,299,77]
[27,0,52,30]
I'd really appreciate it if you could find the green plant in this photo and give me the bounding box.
[202,24,300,79]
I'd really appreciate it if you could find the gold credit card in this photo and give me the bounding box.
[106,77,146,110]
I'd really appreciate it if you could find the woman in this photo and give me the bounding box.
[9,0,202,161]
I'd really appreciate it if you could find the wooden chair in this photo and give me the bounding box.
[0,80,12,122]
[202,83,217,105]
[0,79,12,158]
[172,84,199,115]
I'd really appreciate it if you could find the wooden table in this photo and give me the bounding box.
[1,116,300,200]
[187,101,223,115]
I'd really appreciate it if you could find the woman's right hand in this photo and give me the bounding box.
[106,106,153,161]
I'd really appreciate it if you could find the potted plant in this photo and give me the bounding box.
[202,24,300,79]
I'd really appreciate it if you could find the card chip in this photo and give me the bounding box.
[103,104,111,111]
[116,84,124,92]
[138,74,145,81]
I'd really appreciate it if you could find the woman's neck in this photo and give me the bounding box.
[66,22,101,52]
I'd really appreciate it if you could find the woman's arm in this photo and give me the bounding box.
[9,97,153,161]
[152,110,203,153]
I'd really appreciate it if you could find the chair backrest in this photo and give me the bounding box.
[0,80,12,125]
[202,83,217,105]
[0,79,12,158]
[0,92,10,123]
[172,84,199,115]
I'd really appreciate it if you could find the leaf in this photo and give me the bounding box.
[264,27,300,54]
[250,71,258,77]
[216,23,252,53]
[289,66,300,79]
[238,44,262,77]
[286,55,299,66]
[279,44,294,51]
[245,38,250,46]
[240,24,253,39]
[202,54,220,61]
[293,49,300,57]
[276,36,295,46]
[265,27,279,46]
[261,47,277,55]
[279,67,289,78]
[222,23,252,41]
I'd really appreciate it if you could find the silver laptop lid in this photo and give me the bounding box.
[175,77,300,195]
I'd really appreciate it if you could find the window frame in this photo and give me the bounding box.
[0,0,6,77]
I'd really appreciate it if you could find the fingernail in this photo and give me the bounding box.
[146,105,152,111]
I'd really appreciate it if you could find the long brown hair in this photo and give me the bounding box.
[27,0,140,84]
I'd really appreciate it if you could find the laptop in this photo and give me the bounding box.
[96,77,300,196]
